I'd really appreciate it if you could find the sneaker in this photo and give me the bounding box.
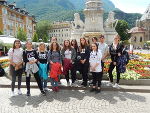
[55,87,59,92]
[41,90,46,96]
[71,83,77,87]
[107,82,114,87]
[67,82,70,86]
[11,91,15,97]
[95,88,101,94]
[18,89,22,95]
[52,87,56,92]
[44,87,50,91]
[113,83,120,89]
[90,88,96,92]
[26,91,31,96]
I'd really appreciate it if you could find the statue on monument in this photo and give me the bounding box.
[104,11,118,28]
[71,13,84,30]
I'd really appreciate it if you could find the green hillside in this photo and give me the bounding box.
[7,0,142,28]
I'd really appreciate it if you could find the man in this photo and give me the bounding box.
[98,35,109,78]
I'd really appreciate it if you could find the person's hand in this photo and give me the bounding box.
[29,61,34,64]
[61,67,63,72]
[82,59,86,64]
[113,62,116,65]
[70,60,72,63]
[50,61,53,64]
[91,67,95,71]
[118,53,121,56]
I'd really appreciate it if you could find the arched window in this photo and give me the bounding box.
[134,36,136,42]
[140,37,142,42]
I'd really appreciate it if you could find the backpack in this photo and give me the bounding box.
[0,64,5,77]
[117,55,127,73]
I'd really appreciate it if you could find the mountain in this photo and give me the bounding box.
[7,0,142,28]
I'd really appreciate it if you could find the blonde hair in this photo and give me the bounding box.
[38,42,46,52]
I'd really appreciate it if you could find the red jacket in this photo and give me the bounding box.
[50,62,62,81]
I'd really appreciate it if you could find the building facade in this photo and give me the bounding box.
[0,0,36,39]
[48,21,71,44]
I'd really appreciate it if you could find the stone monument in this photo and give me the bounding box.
[71,13,84,43]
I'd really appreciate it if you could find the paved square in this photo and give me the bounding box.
[0,88,150,113]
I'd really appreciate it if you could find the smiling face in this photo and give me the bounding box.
[91,43,97,51]
[39,43,45,51]
[14,41,21,49]
[114,35,120,43]
[64,40,70,47]
[26,41,32,50]
[80,38,86,45]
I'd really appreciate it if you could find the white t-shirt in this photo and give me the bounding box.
[64,49,72,59]
[8,48,23,63]
[89,50,102,72]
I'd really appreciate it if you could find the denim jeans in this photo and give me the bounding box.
[41,78,47,89]
[50,78,58,87]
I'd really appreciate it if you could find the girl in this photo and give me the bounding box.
[23,41,46,96]
[78,38,90,87]
[48,42,62,92]
[8,40,23,97]
[92,37,98,44]
[37,42,48,91]
[61,40,76,86]
[89,43,102,93]
[108,34,124,89]
[70,39,79,86]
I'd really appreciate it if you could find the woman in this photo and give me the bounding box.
[79,38,90,87]
[108,34,124,89]
[48,42,62,92]
[70,39,79,86]
[92,37,98,44]
[23,41,46,96]
[37,42,48,91]
[8,40,23,97]
[89,43,102,93]
[61,40,76,86]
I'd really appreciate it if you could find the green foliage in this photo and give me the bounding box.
[0,30,3,35]
[115,20,131,41]
[36,20,52,42]
[32,32,39,42]
[8,0,142,28]
[16,28,27,41]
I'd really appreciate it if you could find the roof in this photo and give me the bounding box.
[128,27,146,33]
[0,35,23,44]
[140,4,150,21]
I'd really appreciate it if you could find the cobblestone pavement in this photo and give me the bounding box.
[0,88,150,113]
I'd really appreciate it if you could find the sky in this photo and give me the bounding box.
[110,0,150,14]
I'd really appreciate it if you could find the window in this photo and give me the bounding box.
[134,36,136,42]
[140,37,142,42]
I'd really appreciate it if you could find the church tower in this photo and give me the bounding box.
[83,0,105,37]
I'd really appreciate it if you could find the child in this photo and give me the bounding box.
[37,42,49,91]
[48,42,62,92]
[23,41,46,96]
[89,43,103,93]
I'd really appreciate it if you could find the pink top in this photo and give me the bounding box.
[8,48,23,63]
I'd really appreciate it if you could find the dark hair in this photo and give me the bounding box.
[63,40,72,51]
[99,35,105,38]
[50,42,60,51]
[13,40,21,51]
[71,39,78,49]
[91,43,99,55]
[80,38,87,50]
[92,37,98,42]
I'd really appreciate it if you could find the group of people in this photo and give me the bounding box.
[8,34,129,97]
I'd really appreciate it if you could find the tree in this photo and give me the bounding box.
[0,30,3,35]
[115,20,131,41]
[32,32,39,42]
[42,34,48,43]
[36,20,52,42]
[17,28,27,41]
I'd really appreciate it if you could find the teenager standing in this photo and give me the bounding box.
[89,43,102,93]
[8,40,23,97]
[79,38,90,87]
[48,42,62,92]
[108,34,124,88]
[23,41,46,96]
[37,42,49,91]
[61,40,76,86]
